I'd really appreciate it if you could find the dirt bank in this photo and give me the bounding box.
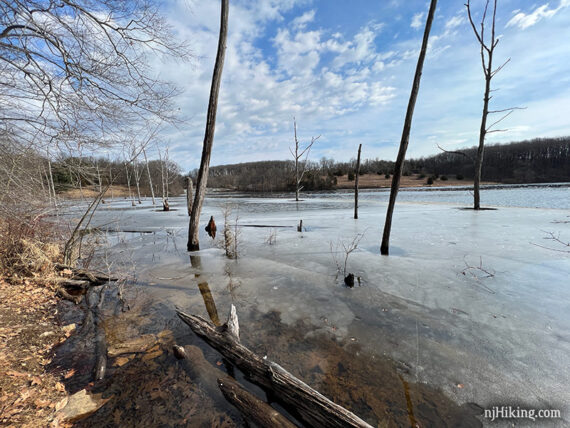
[335,173,496,189]
[0,277,77,427]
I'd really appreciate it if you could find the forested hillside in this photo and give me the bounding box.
[200,137,569,191]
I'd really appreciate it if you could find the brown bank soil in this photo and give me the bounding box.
[0,277,76,427]
[335,173,496,189]
[59,185,132,200]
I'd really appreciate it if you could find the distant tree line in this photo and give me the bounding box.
[409,137,570,183]
[198,137,570,191]
[51,156,185,197]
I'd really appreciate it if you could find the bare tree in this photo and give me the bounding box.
[381,0,437,256]
[185,177,193,216]
[354,144,362,219]
[143,148,156,205]
[157,147,170,211]
[466,0,520,209]
[0,0,188,243]
[188,0,229,251]
[290,118,319,202]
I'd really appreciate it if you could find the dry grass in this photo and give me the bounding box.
[0,217,63,281]
[335,173,496,189]
[60,185,132,200]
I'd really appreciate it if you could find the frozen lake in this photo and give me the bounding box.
[74,184,569,426]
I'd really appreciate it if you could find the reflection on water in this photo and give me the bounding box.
[191,254,221,326]
[68,237,481,427]
[72,186,570,426]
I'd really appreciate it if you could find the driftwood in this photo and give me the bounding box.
[57,286,83,304]
[55,263,119,284]
[177,305,372,428]
[173,341,297,427]
[173,344,225,403]
[89,284,108,381]
[218,376,297,428]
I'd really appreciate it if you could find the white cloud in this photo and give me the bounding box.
[155,0,570,170]
[506,0,570,29]
[331,25,380,69]
[411,12,425,29]
[291,9,316,29]
[445,15,465,29]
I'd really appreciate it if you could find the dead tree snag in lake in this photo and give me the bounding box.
[466,0,520,209]
[185,177,193,216]
[354,144,362,219]
[188,0,229,251]
[380,0,437,256]
[290,118,319,202]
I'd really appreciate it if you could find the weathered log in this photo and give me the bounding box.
[91,284,108,381]
[55,263,119,284]
[172,344,224,402]
[218,376,297,428]
[173,343,296,427]
[57,286,83,304]
[177,306,372,428]
[57,279,92,289]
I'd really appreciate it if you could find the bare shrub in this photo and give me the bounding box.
[330,233,365,286]
[265,229,277,245]
[0,216,62,280]
[220,205,240,259]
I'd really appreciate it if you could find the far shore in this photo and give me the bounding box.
[59,174,570,200]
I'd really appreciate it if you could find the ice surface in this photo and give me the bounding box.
[84,186,570,426]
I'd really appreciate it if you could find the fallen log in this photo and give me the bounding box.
[177,305,372,428]
[57,286,83,305]
[218,376,298,428]
[55,263,119,284]
[173,344,297,428]
[93,284,108,381]
[173,344,224,403]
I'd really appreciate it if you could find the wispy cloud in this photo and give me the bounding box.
[506,0,570,29]
[156,0,570,170]
[411,12,425,29]
[291,9,315,29]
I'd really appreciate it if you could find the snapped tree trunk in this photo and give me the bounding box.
[177,306,372,428]
[380,0,437,255]
[354,144,362,219]
[188,0,229,251]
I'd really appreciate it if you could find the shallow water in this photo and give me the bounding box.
[67,185,570,427]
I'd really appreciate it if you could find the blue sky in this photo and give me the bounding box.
[155,0,570,172]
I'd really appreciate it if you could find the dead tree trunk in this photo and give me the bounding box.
[124,162,136,207]
[218,376,298,428]
[143,148,156,205]
[133,159,143,204]
[354,144,362,219]
[186,177,193,216]
[467,0,509,210]
[188,0,229,251]
[47,155,57,208]
[177,306,372,428]
[380,0,437,255]
[290,118,319,202]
